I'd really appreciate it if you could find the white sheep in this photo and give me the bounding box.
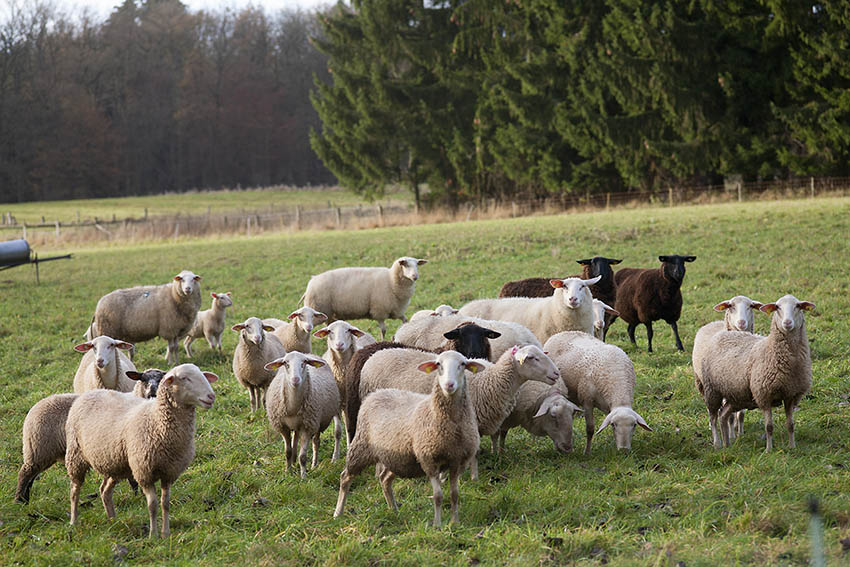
[333,350,482,527]
[264,352,342,478]
[303,256,427,339]
[543,331,652,454]
[72,336,137,393]
[394,314,541,361]
[697,294,814,451]
[409,304,459,321]
[458,276,602,344]
[183,292,234,357]
[262,306,328,354]
[495,380,583,455]
[231,317,287,412]
[315,320,377,396]
[591,299,620,342]
[65,364,218,538]
[90,270,202,365]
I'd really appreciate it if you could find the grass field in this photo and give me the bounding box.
[0,186,410,225]
[1,196,849,566]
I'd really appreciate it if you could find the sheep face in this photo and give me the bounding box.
[550,276,601,309]
[591,299,619,338]
[232,317,274,346]
[533,395,582,454]
[713,295,763,332]
[174,270,202,296]
[396,256,427,282]
[576,257,622,281]
[658,255,696,283]
[126,368,166,398]
[265,352,326,388]
[314,320,364,353]
[212,292,233,308]
[595,406,652,450]
[417,351,484,397]
[512,345,560,384]
[442,323,500,360]
[74,336,133,369]
[161,364,217,409]
[760,294,815,334]
[288,306,328,335]
[431,304,459,317]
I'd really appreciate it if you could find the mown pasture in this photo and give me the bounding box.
[0,196,848,566]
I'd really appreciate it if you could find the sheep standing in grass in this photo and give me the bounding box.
[334,351,482,527]
[543,331,652,454]
[232,317,286,412]
[72,336,137,393]
[263,306,328,354]
[184,292,233,357]
[613,255,696,352]
[264,352,342,477]
[65,364,217,538]
[303,257,427,339]
[697,295,814,451]
[495,381,582,455]
[91,270,202,365]
[459,276,601,343]
[16,370,164,504]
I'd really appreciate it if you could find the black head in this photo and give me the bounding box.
[658,255,696,282]
[576,257,623,282]
[443,322,501,361]
[126,368,167,398]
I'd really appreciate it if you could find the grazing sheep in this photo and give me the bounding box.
[303,256,427,339]
[591,299,620,342]
[409,304,459,321]
[613,255,696,352]
[232,317,286,412]
[459,276,602,343]
[697,295,814,451]
[72,336,137,393]
[15,369,165,504]
[263,306,328,354]
[394,314,540,361]
[65,364,218,538]
[90,270,202,365]
[543,331,652,454]
[333,351,483,527]
[494,380,583,455]
[264,352,342,477]
[183,292,234,357]
[692,295,763,442]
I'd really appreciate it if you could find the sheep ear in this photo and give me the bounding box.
[173,275,183,281]
[417,259,427,265]
[430,311,440,316]
[74,342,94,353]
[262,325,276,332]
[350,328,365,338]
[465,361,485,374]
[314,311,328,322]
[584,275,602,286]
[211,292,218,299]
[568,401,584,415]
[306,358,326,369]
[264,358,286,371]
[713,301,732,312]
[595,413,614,435]
[609,258,623,265]
[533,396,558,418]
[225,292,232,297]
[418,361,439,374]
[510,345,519,356]
[684,256,696,262]
[125,371,143,381]
[600,302,619,316]
[576,258,592,265]
[799,301,816,312]
[232,324,246,332]
[485,330,501,339]
[760,303,779,314]
[514,348,529,364]
[314,329,330,338]
[114,341,134,350]
[751,301,764,311]
[658,256,669,263]
[550,279,565,289]
[160,374,174,388]
[443,329,460,340]
[288,312,300,320]
[203,372,219,384]
[635,412,652,431]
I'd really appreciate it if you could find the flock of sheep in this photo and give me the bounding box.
[15,254,815,534]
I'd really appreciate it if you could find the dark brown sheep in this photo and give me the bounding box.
[613,255,696,353]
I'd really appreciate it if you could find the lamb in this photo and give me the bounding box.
[264,352,342,478]
[262,306,328,354]
[183,292,234,357]
[303,256,427,339]
[65,364,217,538]
[613,255,696,352]
[691,295,763,441]
[459,276,602,343]
[15,369,165,504]
[591,299,620,342]
[232,317,287,412]
[90,270,202,365]
[543,331,652,454]
[333,350,482,527]
[494,380,583,455]
[696,294,814,451]
[409,304,459,321]
[395,314,539,360]
[72,335,137,393]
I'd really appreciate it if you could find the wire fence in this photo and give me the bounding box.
[3,176,849,247]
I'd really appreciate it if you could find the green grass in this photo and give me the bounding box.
[1,197,849,566]
[0,186,410,224]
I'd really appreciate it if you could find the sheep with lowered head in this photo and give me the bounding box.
[91,270,202,365]
[495,380,583,455]
[263,306,328,354]
[184,292,234,357]
[73,335,137,393]
[303,256,427,339]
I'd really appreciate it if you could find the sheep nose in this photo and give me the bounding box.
[304,324,313,333]
[737,320,747,331]
[782,319,793,330]
[254,335,262,343]
[335,342,345,351]
[96,358,106,368]
[567,297,579,307]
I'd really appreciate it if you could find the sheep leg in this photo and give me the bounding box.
[645,321,654,353]
[491,434,501,455]
[378,320,387,340]
[66,439,88,525]
[785,400,796,449]
[281,428,293,472]
[584,405,595,455]
[332,414,343,462]
[248,386,258,412]
[204,330,216,350]
[449,469,460,524]
[311,432,320,469]
[718,404,734,448]
[378,467,397,510]
[469,452,479,481]
[15,463,38,504]
[669,321,684,351]
[498,430,508,454]
[69,480,82,525]
[708,408,721,449]
[183,336,194,358]
[160,483,171,538]
[430,475,443,527]
[166,338,179,366]
[735,410,745,437]
[762,407,774,452]
[626,322,638,346]
[100,476,118,518]
[141,484,158,538]
[298,431,310,478]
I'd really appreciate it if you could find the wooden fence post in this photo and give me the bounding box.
[606,192,611,211]
[810,176,815,198]
[22,223,27,240]
[737,182,743,202]
[668,187,674,207]
[511,201,517,217]
[377,205,384,227]
[55,221,60,239]
[295,205,302,230]
[335,207,342,228]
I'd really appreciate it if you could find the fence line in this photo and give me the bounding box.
[4,176,849,247]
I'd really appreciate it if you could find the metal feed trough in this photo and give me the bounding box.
[0,239,71,283]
